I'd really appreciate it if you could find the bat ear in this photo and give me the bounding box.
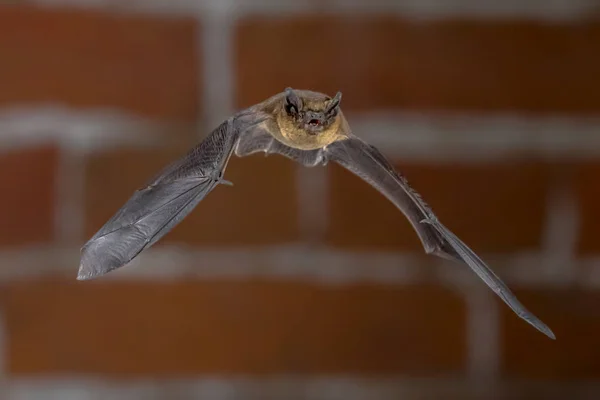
[326,91,342,114]
[284,87,302,114]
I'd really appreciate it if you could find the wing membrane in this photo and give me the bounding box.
[325,135,555,339]
[78,119,241,280]
[79,177,216,280]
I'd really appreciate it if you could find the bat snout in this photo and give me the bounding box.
[303,111,326,135]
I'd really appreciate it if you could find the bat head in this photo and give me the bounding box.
[283,87,342,136]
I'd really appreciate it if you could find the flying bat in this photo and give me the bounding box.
[78,88,555,340]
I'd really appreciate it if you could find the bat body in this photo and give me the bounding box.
[79,88,555,340]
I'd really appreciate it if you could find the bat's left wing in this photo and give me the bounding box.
[214,122,555,340]
[78,113,267,280]
[323,135,555,340]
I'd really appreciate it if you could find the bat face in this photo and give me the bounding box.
[274,88,345,150]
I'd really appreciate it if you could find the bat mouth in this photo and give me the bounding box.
[303,113,325,135]
[304,121,324,135]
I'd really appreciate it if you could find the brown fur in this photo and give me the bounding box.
[255,89,348,150]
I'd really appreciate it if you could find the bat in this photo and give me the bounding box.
[79,88,555,340]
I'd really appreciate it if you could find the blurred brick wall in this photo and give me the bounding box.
[1,1,600,399]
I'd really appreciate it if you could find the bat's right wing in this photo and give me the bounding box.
[78,114,266,281]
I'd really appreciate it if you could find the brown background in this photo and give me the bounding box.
[0,2,599,399]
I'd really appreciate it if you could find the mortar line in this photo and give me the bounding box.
[540,168,579,284]
[26,0,600,20]
[199,0,237,135]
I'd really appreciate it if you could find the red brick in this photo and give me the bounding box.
[326,161,549,253]
[84,146,299,246]
[501,288,600,380]
[0,5,199,122]
[3,278,466,376]
[235,16,600,114]
[0,145,58,247]
[573,161,600,254]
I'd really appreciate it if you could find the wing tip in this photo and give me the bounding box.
[77,258,109,281]
[533,320,556,340]
[423,217,557,341]
[76,264,101,281]
[77,238,122,281]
